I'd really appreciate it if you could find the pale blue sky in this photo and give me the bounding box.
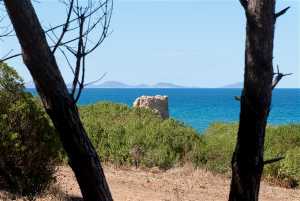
[1,0,299,87]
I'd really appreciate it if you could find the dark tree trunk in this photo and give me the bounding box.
[4,1,113,200]
[229,1,276,201]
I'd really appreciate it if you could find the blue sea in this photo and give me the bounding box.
[28,88,300,132]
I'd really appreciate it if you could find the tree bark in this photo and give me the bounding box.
[229,1,275,201]
[4,1,113,200]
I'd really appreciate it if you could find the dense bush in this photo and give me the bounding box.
[0,63,60,196]
[79,102,204,169]
[199,123,300,187]
[2,62,298,192]
[264,124,300,187]
[194,123,237,173]
[79,102,300,187]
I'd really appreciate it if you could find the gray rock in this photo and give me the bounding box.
[133,95,169,119]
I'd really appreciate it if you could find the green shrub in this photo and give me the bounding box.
[277,147,300,187]
[199,122,300,186]
[0,63,60,196]
[198,123,237,173]
[79,103,300,187]
[79,102,204,169]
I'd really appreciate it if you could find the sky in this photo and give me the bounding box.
[1,0,299,88]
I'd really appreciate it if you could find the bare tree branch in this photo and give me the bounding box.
[272,65,293,89]
[234,96,241,101]
[74,45,86,103]
[52,0,74,53]
[71,14,85,98]
[0,52,21,62]
[0,13,13,37]
[61,0,113,102]
[1,0,113,104]
[235,65,293,101]
[275,6,290,19]
[0,48,13,60]
[264,156,285,165]
[2,0,114,199]
[84,72,107,87]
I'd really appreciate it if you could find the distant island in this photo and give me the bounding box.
[222,82,243,88]
[88,81,186,88]
[91,81,245,88]
[25,80,246,89]
[25,81,189,89]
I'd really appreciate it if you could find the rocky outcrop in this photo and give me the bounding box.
[133,95,169,119]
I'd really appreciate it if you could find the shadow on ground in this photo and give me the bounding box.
[69,196,83,201]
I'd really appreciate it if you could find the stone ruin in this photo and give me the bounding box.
[133,95,169,119]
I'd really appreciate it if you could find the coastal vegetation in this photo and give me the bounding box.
[1,64,299,199]
[79,102,203,169]
[0,63,60,196]
[2,1,114,200]
[1,0,295,200]
[80,103,300,187]
[199,123,300,188]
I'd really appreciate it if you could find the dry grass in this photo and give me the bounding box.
[1,165,300,201]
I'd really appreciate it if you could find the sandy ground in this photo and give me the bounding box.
[1,165,300,201]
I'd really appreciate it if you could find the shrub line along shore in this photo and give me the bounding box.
[1,63,299,199]
[79,102,300,188]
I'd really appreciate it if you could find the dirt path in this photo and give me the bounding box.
[1,165,299,201]
[54,165,300,201]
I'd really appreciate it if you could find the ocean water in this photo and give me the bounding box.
[28,88,300,132]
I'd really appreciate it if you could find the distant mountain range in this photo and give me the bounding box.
[89,81,186,88]
[25,81,186,88]
[222,82,243,88]
[25,80,245,89]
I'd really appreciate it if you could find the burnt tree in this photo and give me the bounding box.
[229,0,291,201]
[2,0,113,200]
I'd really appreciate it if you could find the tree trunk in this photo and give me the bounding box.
[229,1,275,201]
[4,1,113,200]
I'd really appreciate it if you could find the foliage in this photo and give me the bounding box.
[79,102,204,169]
[195,123,237,173]
[199,122,300,187]
[0,63,60,196]
[1,62,298,192]
[278,147,300,187]
[264,124,300,187]
[79,102,300,186]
